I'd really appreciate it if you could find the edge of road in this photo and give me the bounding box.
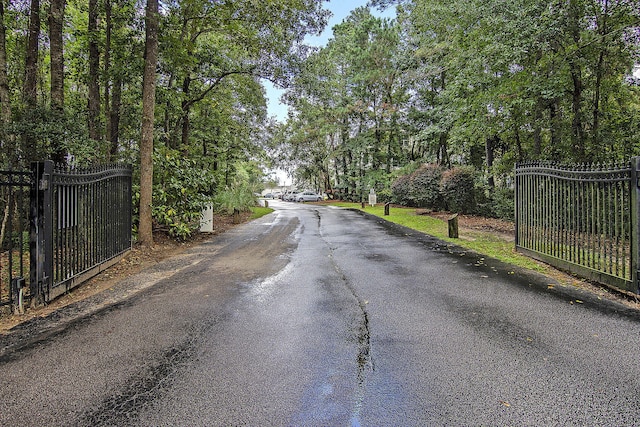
[349,208,640,321]
[1,206,639,361]
[0,248,206,361]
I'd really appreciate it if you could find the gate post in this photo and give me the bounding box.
[631,157,640,294]
[30,161,54,305]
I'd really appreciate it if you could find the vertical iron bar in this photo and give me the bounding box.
[552,172,556,259]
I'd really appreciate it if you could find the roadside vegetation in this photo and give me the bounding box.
[250,206,274,220]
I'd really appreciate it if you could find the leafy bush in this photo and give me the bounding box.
[391,174,412,205]
[440,166,476,213]
[489,187,515,220]
[472,184,494,218]
[410,163,443,209]
[151,148,216,240]
[391,163,443,208]
[213,184,257,215]
[375,188,393,204]
[388,163,514,219]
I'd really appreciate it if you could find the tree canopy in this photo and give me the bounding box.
[0,0,638,233]
[276,0,640,201]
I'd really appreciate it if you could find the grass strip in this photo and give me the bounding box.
[250,206,274,220]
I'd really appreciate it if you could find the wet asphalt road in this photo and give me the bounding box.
[1,201,639,426]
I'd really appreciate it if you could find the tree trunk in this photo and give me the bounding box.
[513,122,523,162]
[138,0,159,246]
[24,0,40,107]
[533,101,543,157]
[104,0,112,147]
[49,0,66,163]
[0,0,12,165]
[592,0,608,150]
[181,75,191,150]
[109,75,122,158]
[485,135,497,188]
[568,0,585,161]
[88,0,101,141]
[549,100,559,152]
[49,0,64,111]
[569,61,585,160]
[438,132,449,167]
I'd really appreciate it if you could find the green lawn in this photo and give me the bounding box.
[250,206,274,220]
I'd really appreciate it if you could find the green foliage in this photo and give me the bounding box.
[391,163,444,209]
[390,174,412,206]
[410,163,443,209]
[10,106,98,166]
[151,147,216,240]
[489,187,515,221]
[375,188,393,204]
[213,184,257,215]
[440,166,477,214]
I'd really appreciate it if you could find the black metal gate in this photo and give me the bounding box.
[31,161,132,304]
[515,159,639,294]
[0,170,32,312]
[1,161,132,313]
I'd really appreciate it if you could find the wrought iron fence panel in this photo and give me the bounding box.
[0,170,32,311]
[515,161,637,293]
[32,161,132,303]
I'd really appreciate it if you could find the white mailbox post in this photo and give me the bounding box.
[368,188,377,206]
[200,204,214,232]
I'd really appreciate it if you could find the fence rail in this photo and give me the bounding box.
[515,160,639,294]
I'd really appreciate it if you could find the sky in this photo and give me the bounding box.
[263,1,396,123]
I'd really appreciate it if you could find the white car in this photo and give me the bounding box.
[283,191,298,201]
[296,191,323,202]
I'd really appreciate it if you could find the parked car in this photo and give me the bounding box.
[296,191,323,202]
[282,191,297,201]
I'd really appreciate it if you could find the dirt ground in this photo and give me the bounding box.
[1,207,638,332]
[425,211,515,241]
[0,211,253,333]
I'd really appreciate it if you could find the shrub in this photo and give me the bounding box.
[213,184,257,215]
[489,187,515,220]
[472,184,494,217]
[376,188,393,204]
[440,166,476,213]
[391,174,412,205]
[151,148,216,240]
[410,163,443,209]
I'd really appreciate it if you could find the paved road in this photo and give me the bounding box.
[1,201,639,426]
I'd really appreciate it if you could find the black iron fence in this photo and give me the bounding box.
[1,161,132,313]
[31,161,132,304]
[0,170,32,311]
[515,159,639,294]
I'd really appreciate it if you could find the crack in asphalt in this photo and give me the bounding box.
[314,209,373,425]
